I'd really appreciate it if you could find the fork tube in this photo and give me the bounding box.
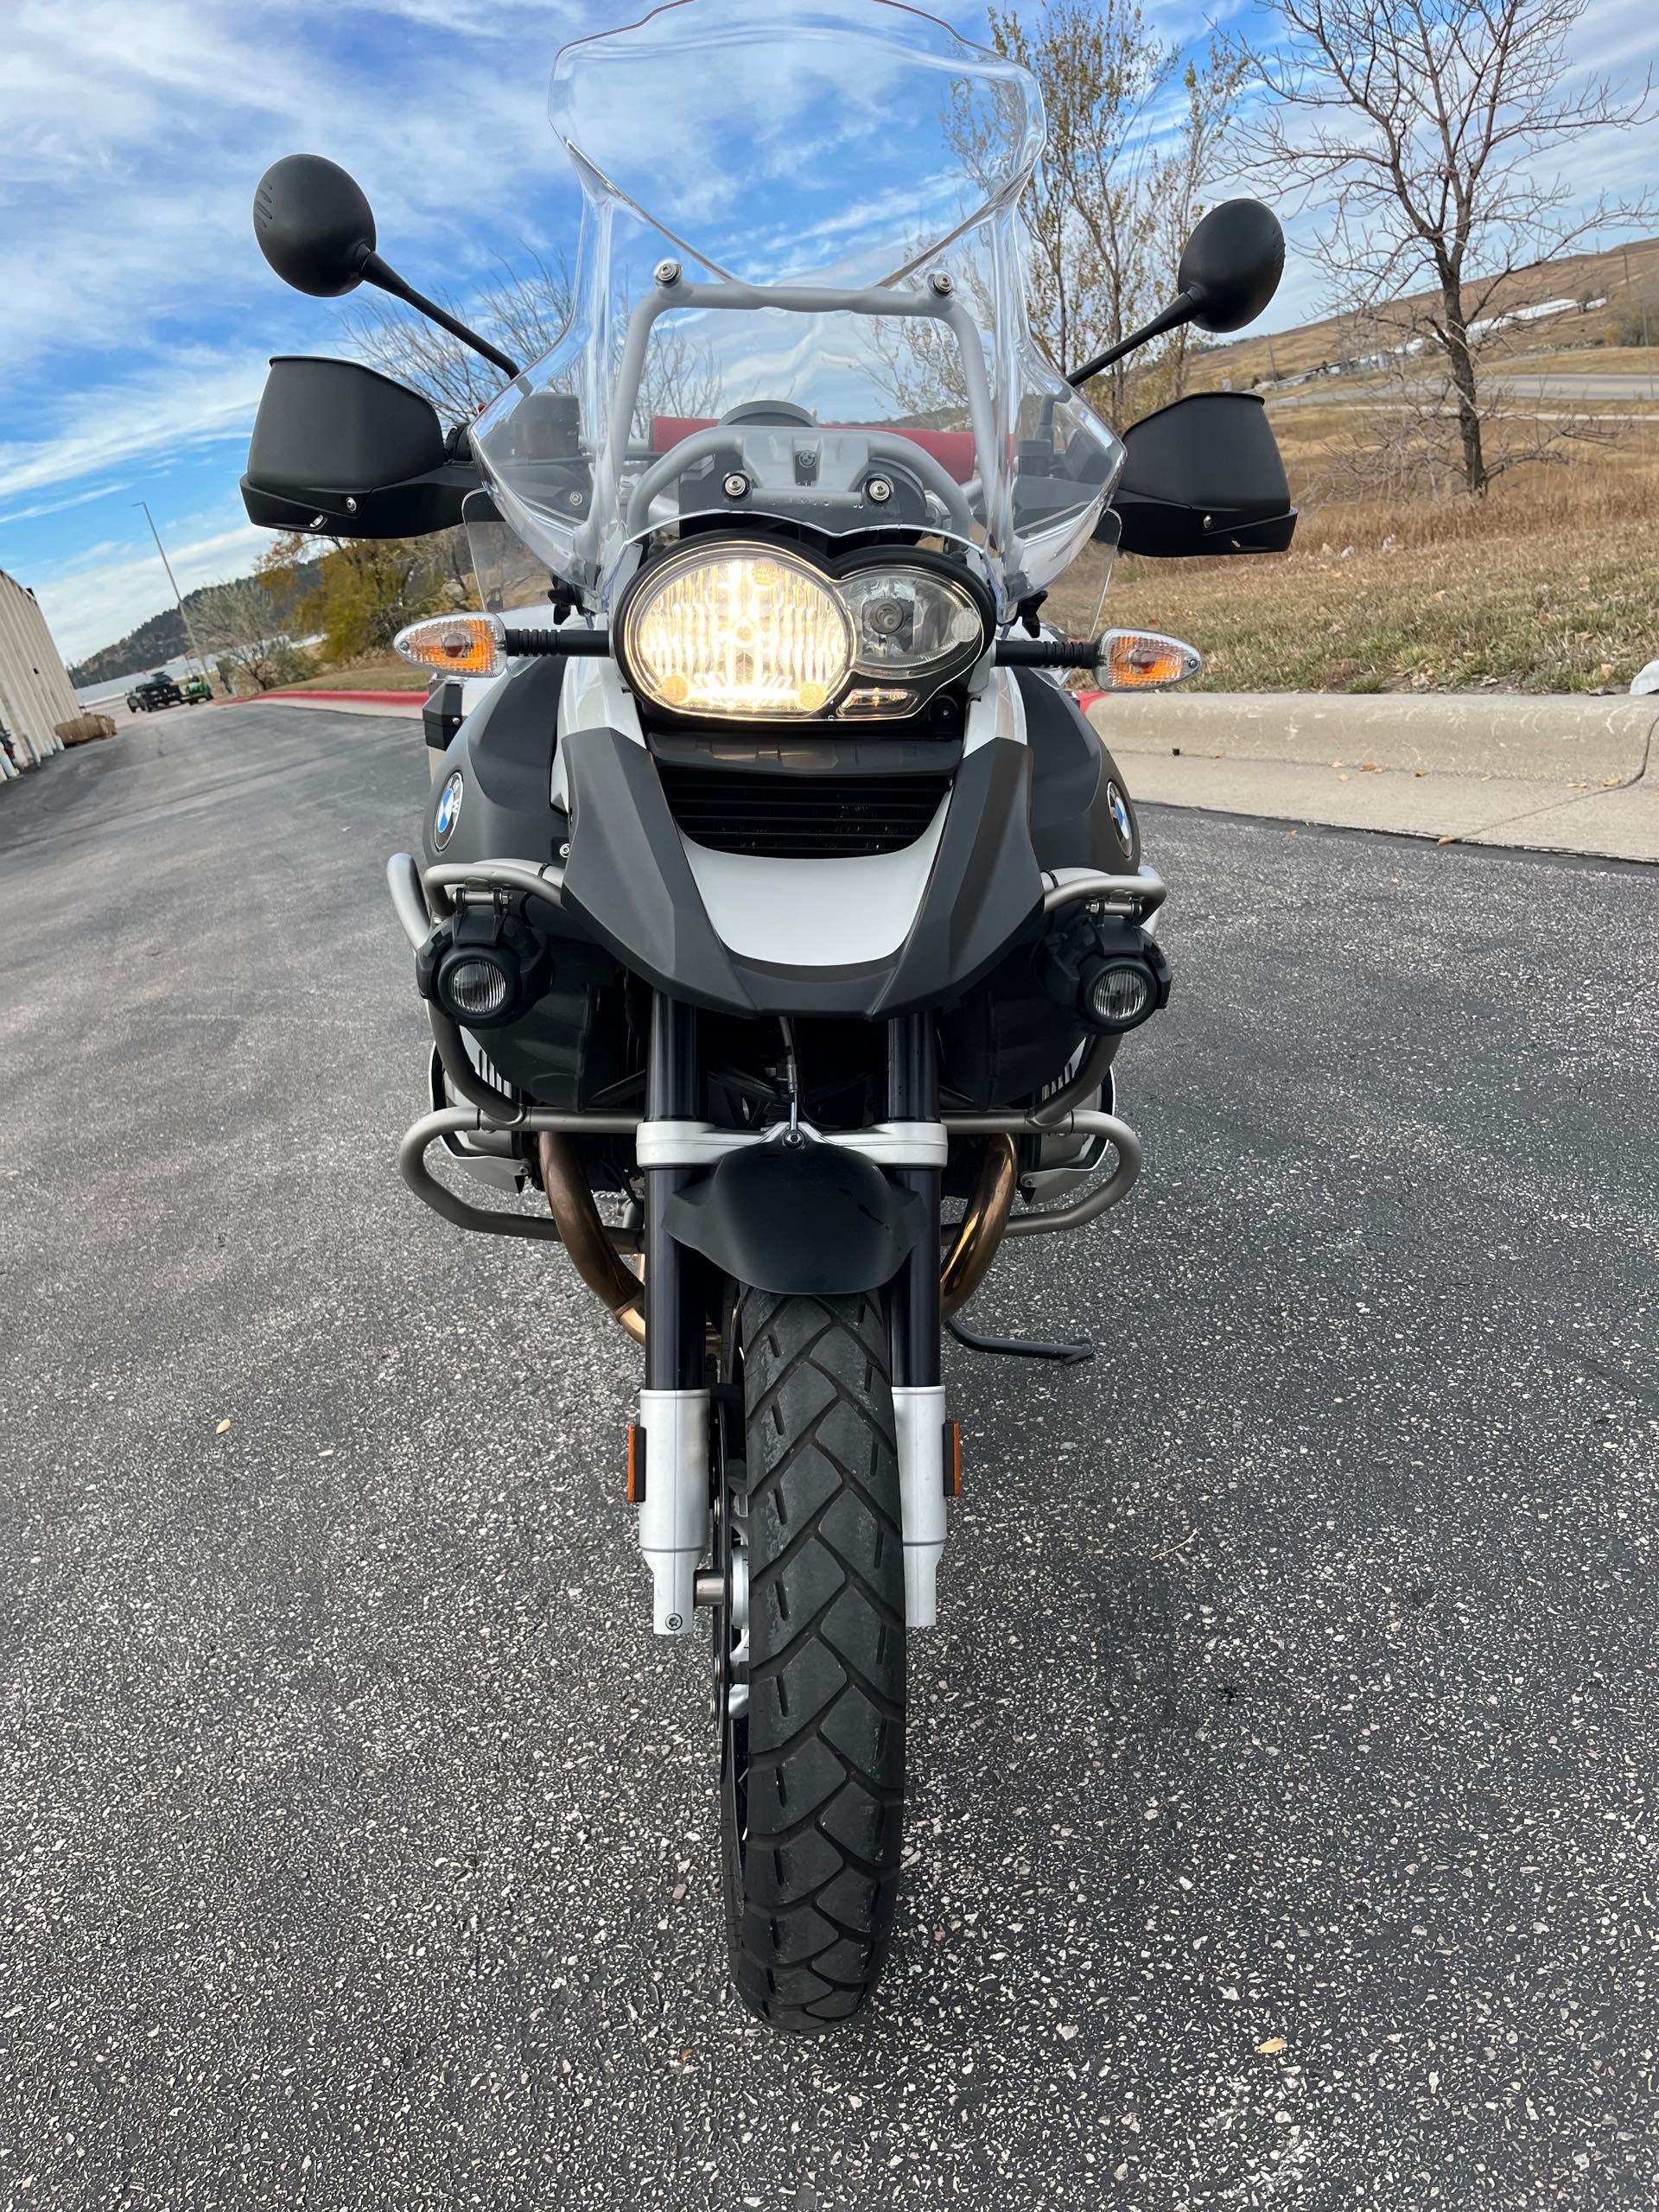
[887,1014,945,1625]
[887,1014,941,1390]
[645,992,702,1390]
[638,992,707,1635]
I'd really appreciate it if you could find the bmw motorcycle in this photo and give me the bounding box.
[243,0,1295,2031]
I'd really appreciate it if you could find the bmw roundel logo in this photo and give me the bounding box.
[1105,779,1133,853]
[434,771,464,849]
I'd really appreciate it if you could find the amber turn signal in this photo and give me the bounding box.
[1095,628,1202,690]
[394,613,505,677]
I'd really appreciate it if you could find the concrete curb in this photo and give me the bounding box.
[1088,693,1659,863]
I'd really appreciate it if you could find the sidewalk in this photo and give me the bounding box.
[251,683,1659,862]
[1086,692,1659,862]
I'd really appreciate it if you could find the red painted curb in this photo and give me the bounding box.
[227,688,425,707]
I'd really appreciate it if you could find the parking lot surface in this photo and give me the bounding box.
[2,706,1656,2207]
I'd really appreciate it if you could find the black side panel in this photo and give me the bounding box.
[559,725,757,1013]
[422,658,625,1109]
[871,736,1043,1016]
[422,654,569,870]
[1018,671,1141,873]
[242,356,480,537]
[1114,391,1297,558]
[664,1145,925,1295]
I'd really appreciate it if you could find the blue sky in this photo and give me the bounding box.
[2,0,1653,666]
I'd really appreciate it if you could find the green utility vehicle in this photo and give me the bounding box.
[125,671,212,711]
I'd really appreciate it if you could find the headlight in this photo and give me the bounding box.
[842,568,986,677]
[620,543,854,720]
[617,542,989,721]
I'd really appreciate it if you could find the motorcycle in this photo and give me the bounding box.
[242,0,1295,2031]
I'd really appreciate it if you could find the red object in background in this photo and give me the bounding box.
[648,416,978,485]
[234,690,423,709]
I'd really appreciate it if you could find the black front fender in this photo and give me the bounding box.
[663,1143,925,1297]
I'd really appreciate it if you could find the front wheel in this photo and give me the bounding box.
[718,1289,906,2032]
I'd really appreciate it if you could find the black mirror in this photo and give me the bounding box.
[1065,196,1286,388]
[1176,199,1285,335]
[251,154,523,380]
[253,154,377,298]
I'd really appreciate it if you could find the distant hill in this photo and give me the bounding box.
[70,557,322,687]
[1182,233,1659,396]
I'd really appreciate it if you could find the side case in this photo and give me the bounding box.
[1113,391,1297,558]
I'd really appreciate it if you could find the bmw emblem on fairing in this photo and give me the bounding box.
[434,771,464,849]
[1106,779,1132,853]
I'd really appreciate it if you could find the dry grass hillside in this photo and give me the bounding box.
[1050,399,1659,693]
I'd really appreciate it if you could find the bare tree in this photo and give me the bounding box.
[193,576,300,693]
[986,1,1244,424]
[1145,46,1251,407]
[1235,0,1655,493]
[341,256,575,417]
[343,251,724,432]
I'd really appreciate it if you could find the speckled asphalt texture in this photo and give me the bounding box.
[2,706,1656,2209]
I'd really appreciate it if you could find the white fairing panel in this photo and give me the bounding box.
[962,664,1027,756]
[680,807,949,964]
[552,664,1027,973]
[682,670,1024,964]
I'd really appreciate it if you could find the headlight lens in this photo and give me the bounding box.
[621,544,854,720]
[618,543,989,721]
[842,568,986,677]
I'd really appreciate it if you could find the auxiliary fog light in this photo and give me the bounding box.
[416,899,551,1031]
[1084,960,1154,1030]
[1074,927,1172,1036]
[444,957,512,1021]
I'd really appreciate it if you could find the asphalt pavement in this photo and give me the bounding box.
[2,706,1656,2209]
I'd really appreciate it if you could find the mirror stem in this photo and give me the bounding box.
[358,248,522,382]
[1066,294,1198,389]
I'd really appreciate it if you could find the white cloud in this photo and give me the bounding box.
[31,516,271,666]
[0,0,585,391]
[0,348,273,506]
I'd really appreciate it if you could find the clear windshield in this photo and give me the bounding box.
[472,0,1122,619]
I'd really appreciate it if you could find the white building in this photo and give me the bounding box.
[0,569,77,783]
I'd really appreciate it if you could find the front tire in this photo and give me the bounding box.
[720,1289,906,2032]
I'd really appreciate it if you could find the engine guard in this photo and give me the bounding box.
[663,1142,926,1297]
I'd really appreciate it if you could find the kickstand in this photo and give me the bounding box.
[945,1314,1094,1366]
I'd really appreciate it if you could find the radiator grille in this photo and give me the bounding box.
[657,764,950,859]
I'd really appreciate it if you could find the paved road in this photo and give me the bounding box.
[1269,368,1659,409]
[3,707,1656,2209]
